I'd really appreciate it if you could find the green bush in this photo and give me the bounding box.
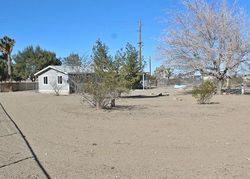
[192,81,216,104]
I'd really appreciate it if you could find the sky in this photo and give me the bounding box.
[1,0,250,72]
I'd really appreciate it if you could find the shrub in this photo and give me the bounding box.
[192,81,216,104]
[83,77,117,109]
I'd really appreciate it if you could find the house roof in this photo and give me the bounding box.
[34,65,93,76]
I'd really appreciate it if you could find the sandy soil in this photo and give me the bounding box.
[0,103,46,179]
[1,88,250,179]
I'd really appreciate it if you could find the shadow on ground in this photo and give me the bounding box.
[105,105,147,111]
[121,94,167,99]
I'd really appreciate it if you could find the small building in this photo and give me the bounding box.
[34,65,92,95]
[194,70,202,80]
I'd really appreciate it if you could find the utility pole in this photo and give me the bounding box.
[149,56,151,76]
[149,56,152,88]
[138,20,142,69]
[138,20,144,90]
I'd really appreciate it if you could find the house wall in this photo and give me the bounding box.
[203,76,215,81]
[37,69,69,95]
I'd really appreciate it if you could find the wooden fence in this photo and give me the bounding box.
[0,82,38,92]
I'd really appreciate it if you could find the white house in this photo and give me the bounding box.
[194,70,202,80]
[34,65,91,95]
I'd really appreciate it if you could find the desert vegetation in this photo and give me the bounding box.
[192,80,217,104]
[82,40,143,109]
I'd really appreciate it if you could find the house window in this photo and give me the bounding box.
[43,76,48,84]
[58,76,62,84]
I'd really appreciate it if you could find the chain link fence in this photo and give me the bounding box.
[156,77,202,88]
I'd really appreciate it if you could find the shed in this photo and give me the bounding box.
[34,65,91,95]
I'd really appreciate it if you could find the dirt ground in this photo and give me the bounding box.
[1,88,250,179]
[0,102,47,179]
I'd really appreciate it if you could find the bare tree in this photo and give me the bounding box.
[67,55,92,94]
[50,80,63,96]
[162,0,250,94]
[63,55,100,107]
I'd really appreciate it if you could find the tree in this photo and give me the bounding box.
[13,46,61,81]
[162,0,250,94]
[82,41,143,109]
[63,53,82,66]
[118,43,143,89]
[192,80,216,104]
[0,36,15,84]
[112,49,128,95]
[84,40,118,109]
[0,56,7,81]
[64,53,92,94]
[50,79,63,96]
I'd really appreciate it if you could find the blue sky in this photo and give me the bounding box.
[1,0,250,72]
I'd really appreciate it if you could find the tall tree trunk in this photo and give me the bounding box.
[217,80,223,95]
[7,54,12,91]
